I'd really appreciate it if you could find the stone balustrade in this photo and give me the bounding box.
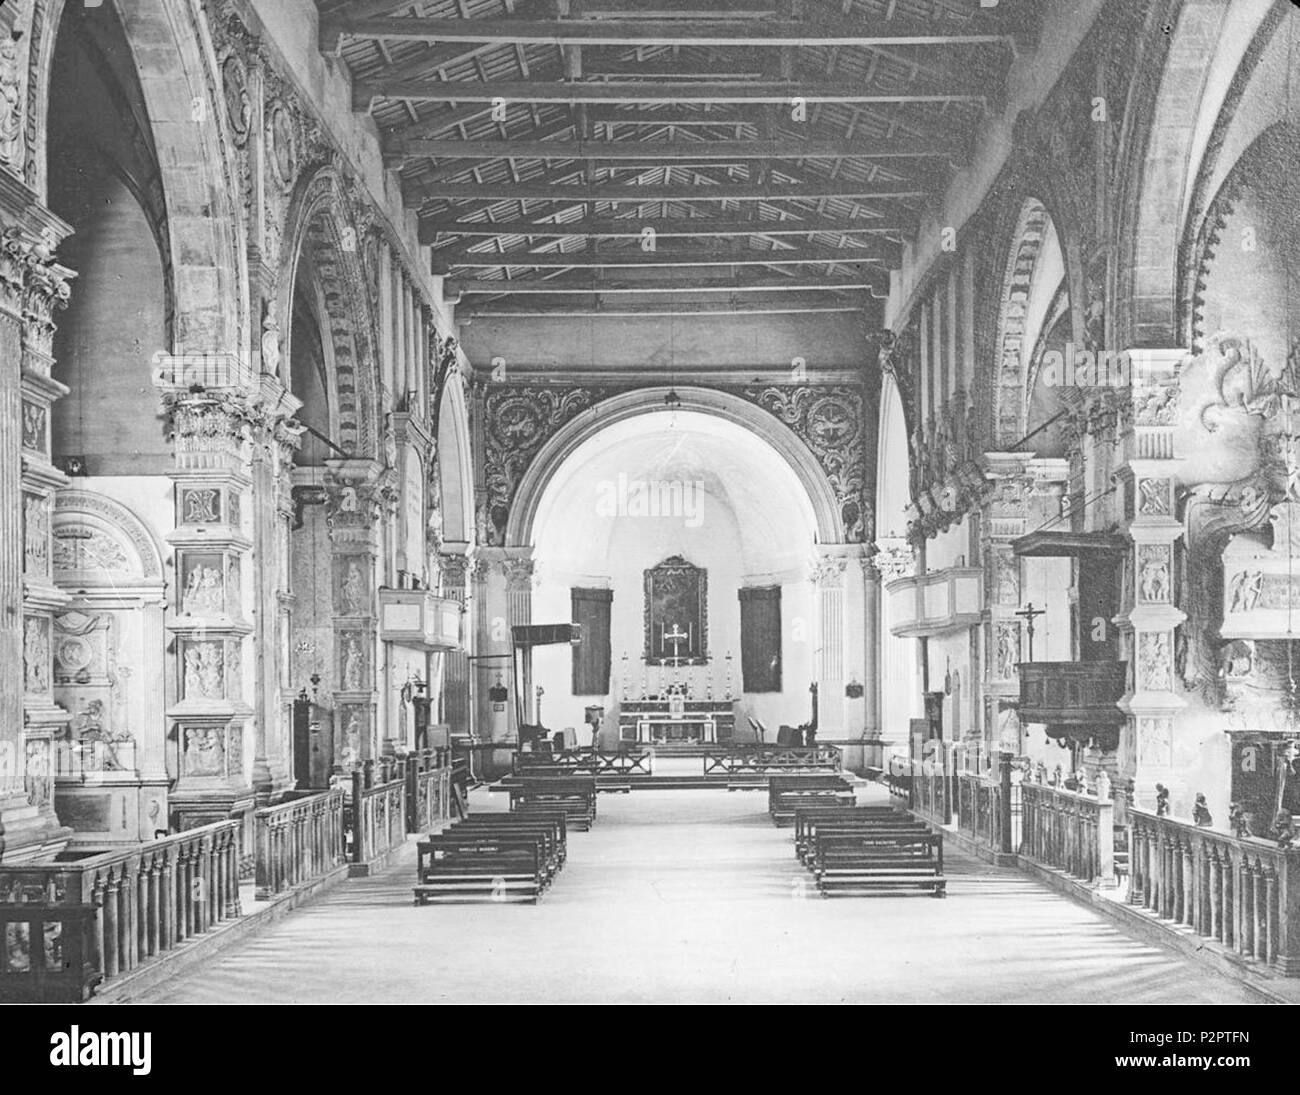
[1020,783,1114,887]
[253,789,347,901]
[1130,808,1300,976]
[0,820,241,1001]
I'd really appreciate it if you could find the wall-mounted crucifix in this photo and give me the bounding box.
[1015,602,1045,662]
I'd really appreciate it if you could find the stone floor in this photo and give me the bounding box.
[130,785,1267,1004]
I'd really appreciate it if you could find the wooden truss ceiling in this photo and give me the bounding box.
[318,0,1036,318]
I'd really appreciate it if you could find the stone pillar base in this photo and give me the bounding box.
[0,791,72,864]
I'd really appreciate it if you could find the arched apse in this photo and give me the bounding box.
[278,167,380,460]
[32,0,247,353]
[46,1,170,474]
[875,372,920,745]
[508,387,845,550]
[527,409,823,742]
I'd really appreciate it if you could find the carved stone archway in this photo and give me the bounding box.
[28,0,247,353]
[278,166,381,461]
[503,386,848,550]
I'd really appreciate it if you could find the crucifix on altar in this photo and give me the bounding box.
[661,622,692,666]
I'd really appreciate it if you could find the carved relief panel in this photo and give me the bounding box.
[22,491,48,577]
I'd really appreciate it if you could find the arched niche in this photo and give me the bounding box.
[50,490,167,780]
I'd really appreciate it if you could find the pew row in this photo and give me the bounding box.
[413,811,569,905]
[509,776,598,830]
[768,774,858,826]
[792,805,946,898]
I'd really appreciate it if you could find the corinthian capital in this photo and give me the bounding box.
[809,552,849,588]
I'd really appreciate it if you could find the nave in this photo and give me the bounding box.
[126,783,1261,1006]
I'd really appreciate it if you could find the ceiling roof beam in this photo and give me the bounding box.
[431,243,895,272]
[459,297,870,318]
[355,79,986,106]
[419,214,905,243]
[386,135,957,160]
[444,272,887,295]
[323,16,1016,50]
[414,180,926,202]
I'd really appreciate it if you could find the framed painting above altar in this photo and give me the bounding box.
[644,555,708,665]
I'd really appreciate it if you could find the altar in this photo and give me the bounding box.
[618,699,736,744]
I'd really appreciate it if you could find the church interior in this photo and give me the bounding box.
[1,0,1300,1006]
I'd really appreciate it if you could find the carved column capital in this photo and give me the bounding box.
[501,555,536,591]
[872,536,915,583]
[809,551,850,588]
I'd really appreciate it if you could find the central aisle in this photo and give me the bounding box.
[131,787,1263,1004]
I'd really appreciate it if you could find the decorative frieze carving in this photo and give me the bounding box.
[740,385,870,543]
[0,28,23,176]
[481,385,610,547]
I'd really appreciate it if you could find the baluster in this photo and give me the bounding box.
[1209,846,1222,942]
[1181,838,1194,927]
[1170,832,1180,915]
[1236,860,1251,957]
[1252,864,1266,962]
[103,874,120,979]
[123,864,138,973]
[90,879,106,978]
[159,850,174,952]
[1265,867,1278,967]
[223,828,236,916]
[180,847,194,941]
[216,835,229,922]
[197,839,210,934]
[1159,832,1170,915]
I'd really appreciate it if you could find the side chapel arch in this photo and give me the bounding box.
[277,166,381,460]
[30,0,247,353]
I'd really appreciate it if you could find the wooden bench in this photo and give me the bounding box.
[768,774,857,825]
[509,776,598,831]
[441,817,567,874]
[811,831,946,898]
[509,763,632,794]
[414,836,549,904]
[792,806,916,862]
